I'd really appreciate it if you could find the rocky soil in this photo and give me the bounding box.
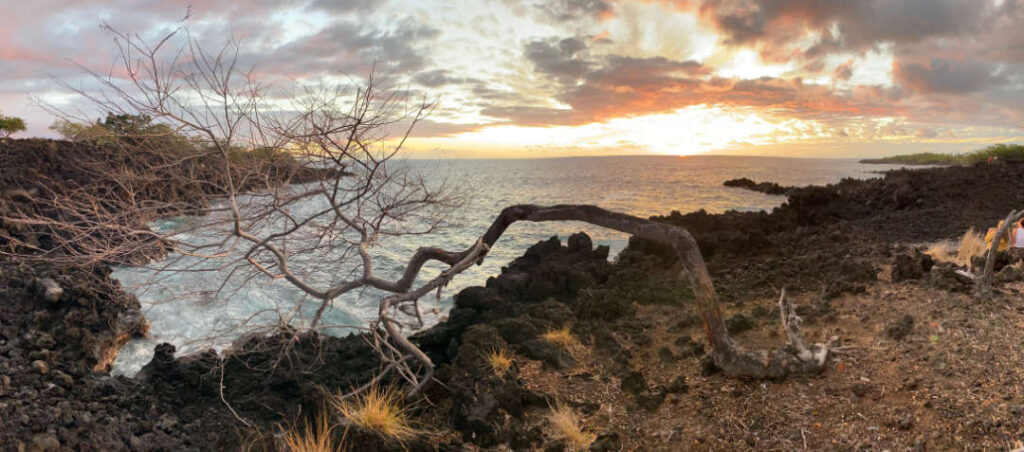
[4,149,1024,450]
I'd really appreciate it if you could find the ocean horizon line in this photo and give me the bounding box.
[400,153,869,161]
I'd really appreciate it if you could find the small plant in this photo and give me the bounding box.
[281,410,337,452]
[330,385,418,442]
[547,403,596,451]
[542,324,578,349]
[485,348,513,377]
[956,227,986,267]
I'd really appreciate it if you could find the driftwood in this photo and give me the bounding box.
[975,209,1024,298]
[381,205,833,396]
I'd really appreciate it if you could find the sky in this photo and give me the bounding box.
[1,0,1022,158]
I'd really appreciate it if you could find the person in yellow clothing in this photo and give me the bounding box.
[985,219,1024,251]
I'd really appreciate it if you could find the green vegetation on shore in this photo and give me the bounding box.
[0,112,26,138]
[860,143,1024,165]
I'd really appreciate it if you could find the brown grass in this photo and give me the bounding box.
[547,403,596,451]
[923,240,955,263]
[542,325,578,349]
[486,348,513,377]
[956,227,986,266]
[329,385,418,442]
[281,409,338,452]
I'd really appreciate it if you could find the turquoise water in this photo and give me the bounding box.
[110,155,912,375]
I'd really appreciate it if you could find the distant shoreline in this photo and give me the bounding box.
[857,144,1024,166]
[858,158,952,166]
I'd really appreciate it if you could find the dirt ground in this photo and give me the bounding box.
[515,271,1024,450]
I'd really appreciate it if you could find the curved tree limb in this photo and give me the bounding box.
[376,204,833,397]
[975,209,1024,298]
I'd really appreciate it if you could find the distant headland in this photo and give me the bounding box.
[860,143,1024,165]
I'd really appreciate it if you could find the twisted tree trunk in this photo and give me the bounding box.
[386,204,831,396]
[478,205,830,378]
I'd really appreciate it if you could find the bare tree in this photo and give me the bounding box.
[3,20,835,399]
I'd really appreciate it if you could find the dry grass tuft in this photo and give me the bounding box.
[541,324,578,349]
[547,403,596,451]
[486,348,513,377]
[281,409,338,452]
[956,227,986,266]
[330,385,418,442]
[923,240,955,263]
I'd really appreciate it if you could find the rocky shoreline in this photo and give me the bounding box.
[4,145,1024,449]
[0,138,337,450]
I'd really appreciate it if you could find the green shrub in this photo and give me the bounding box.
[0,113,26,138]
[862,144,1024,166]
[960,143,1024,165]
[50,113,194,154]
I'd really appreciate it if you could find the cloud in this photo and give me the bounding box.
[524,37,594,82]
[479,105,586,126]
[1,0,1021,147]
[254,18,441,78]
[894,58,1007,94]
[307,0,380,13]
[679,0,1024,131]
[833,59,854,81]
[536,0,614,21]
[470,84,532,103]
[398,118,484,137]
[585,55,709,84]
[412,69,476,87]
[700,0,991,54]
[490,34,908,126]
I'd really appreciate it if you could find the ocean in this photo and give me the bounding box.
[110,155,911,375]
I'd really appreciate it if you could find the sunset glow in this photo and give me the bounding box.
[410,106,785,157]
[1,0,1022,157]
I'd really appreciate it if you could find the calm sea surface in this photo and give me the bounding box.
[111,155,910,374]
